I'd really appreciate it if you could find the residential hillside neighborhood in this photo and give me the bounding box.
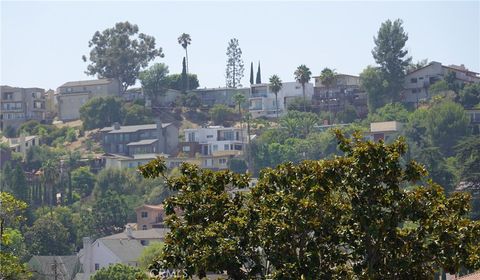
[1,9,480,280]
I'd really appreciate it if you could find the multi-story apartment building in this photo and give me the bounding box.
[135,204,166,230]
[57,78,120,121]
[312,74,367,118]
[403,61,480,108]
[249,82,314,118]
[0,86,46,131]
[180,126,248,170]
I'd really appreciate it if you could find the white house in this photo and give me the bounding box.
[81,228,168,279]
[249,81,314,118]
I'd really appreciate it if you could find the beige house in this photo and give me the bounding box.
[1,135,40,159]
[0,86,46,131]
[135,204,167,230]
[367,121,402,142]
[57,78,120,121]
[403,61,480,108]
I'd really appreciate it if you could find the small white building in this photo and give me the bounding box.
[249,81,314,118]
[81,228,168,279]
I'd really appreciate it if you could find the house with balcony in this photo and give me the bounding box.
[57,78,121,121]
[180,126,247,170]
[403,61,480,108]
[100,122,179,169]
[0,86,46,131]
[312,74,367,118]
[249,82,313,118]
[135,204,167,230]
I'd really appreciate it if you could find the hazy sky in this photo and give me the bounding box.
[1,1,479,90]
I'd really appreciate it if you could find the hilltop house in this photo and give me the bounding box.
[403,61,480,108]
[135,204,167,230]
[366,121,402,142]
[100,122,179,169]
[311,74,367,118]
[191,87,250,108]
[248,81,314,118]
[0,86,46,131]
[57,78,120,121]
[180,125,247,170]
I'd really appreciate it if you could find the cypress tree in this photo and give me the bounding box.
[250,62,254,85]
[256,61,262,84]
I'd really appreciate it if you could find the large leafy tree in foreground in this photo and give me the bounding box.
[82,21,164,93]
[140,132,480,279]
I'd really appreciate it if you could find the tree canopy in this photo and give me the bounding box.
[140,131,480,279]
[82,21,164,93]
[79,96,123,130]
[372,18,411,102]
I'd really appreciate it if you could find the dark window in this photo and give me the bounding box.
[95,264,100,271]
[410,78,417,83]
[140,240,148,246]
[141,211,148,218]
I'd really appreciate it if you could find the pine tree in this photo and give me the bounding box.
[225,38,244,88]
[256,61,262,84]
[250,62,254,85]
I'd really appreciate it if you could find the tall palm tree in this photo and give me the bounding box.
[178,33,192,89]
[319,68,337,119]
[41,159,59,206]
[233,92,246,117]
[269,75,283,118]
[294,65,312,112]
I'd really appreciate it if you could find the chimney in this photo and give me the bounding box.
[126,226,133,239]
[113,122,120,130]
[82,237,92,280]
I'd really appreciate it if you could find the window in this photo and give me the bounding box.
[142,225,147,230]
[141,211,148,218]
[412,89,419,93]
[410,78,417,83]
[183,146,190,152]
[188,132,196,142]
[224,131,234,140]
[224,144,229,150]
[219,158,227,165]
[212,145,218,151]
[95,264,100,271]
[140,240,149,246]
[207,135,213,138]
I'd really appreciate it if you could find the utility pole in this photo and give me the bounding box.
[51,258,58,280]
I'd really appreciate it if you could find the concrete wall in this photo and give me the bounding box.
[58,92,89,121]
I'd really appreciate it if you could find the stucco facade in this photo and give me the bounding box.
[0,86,46,131]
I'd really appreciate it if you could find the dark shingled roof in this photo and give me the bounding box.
[59,78,115,88]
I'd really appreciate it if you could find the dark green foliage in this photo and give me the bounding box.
[459,82,480,108]
[250,62,254,85]
[167,73,200,91]
[256,61,261,84]
[90,263,148,280]
[3,125,16,137]
[139,63,170,99]
[455,136,480,183]
[25,215,72,255]
[71,166,96,198]
[181,57,188,92]
[286,97,313,112]
[430,80,450,96]
[122,103,153,125]
[79,97,123,130]
[227,158,248,174]
[90,190,129,237]
[426,101,468,157]
[368,102,410,123]
[209,104,237,126]
[372,19,411,102]
[360,66,387,112]
[82,21,164,93]
[336,103,358,123]
[180,92,201,111]
[269,75,283,118]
